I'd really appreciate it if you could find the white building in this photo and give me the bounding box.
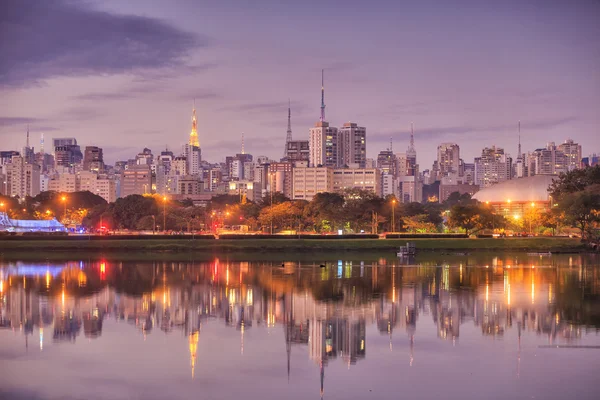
[558,139,582,171]
[292,166,333,201]
[332,168,380,196]
[309,122,339,167]
[474,146,512,188]
[381,174,399,198]
[5,155,41,198]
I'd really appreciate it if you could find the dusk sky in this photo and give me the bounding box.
[1,0,599,166]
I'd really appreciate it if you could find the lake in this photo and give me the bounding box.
[1,252,599,400]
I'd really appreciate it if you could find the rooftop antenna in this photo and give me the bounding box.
[320,69,326,122]
[410,122,415,150]
[40,132,44,154]
[284,99,292,157]
[241,132,245,154]
[26,125,30,148]
[518,121,522,158]
[390,137,393,152]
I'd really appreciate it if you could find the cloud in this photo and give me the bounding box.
[0,117,42,127]
[220,100,309,114]
[0,0,210,87]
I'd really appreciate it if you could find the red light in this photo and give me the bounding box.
[239,216,243,220]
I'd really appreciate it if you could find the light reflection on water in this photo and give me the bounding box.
[0,253,599,400]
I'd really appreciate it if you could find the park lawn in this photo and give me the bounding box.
[0,237,586,253]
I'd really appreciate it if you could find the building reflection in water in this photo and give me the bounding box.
[1,254,600,395]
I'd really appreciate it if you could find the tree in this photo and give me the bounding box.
[443,192,475,208]
[109,195,159,230]
[448,203,494,236]
[548,165,600,201]
[557,185,600,240]
[304,192,345,232]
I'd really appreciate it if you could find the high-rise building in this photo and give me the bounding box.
[284,140,310,163]
[474,146,512,188]
[5,155,40,198]
[183,144,201,175]
[528,142,568,176]
[339,123,367,168]
[120,164,152,197]
[332,167,380,196]
[436,143,460,178]
[54,144,83,169]
[172,156,188,176]
[558,139,582,171]
[83,146,104,172]
[309,122,339,167]
[268,162,293,198]
[52,138,77,148]
[292,166,334,201]
[377,150,397,176]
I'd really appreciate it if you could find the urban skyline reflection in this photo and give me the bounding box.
[1,254,599,400]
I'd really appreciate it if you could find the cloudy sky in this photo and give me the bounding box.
[1,0,599,166]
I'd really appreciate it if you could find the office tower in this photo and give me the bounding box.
[309,70,340,167]
[284,140,310,163]
[528,142,568,176]
[377,150,397,176]
[183,144,201,175]
[339,122,367,168]
[172,156,188,176]
[135,148,153,165]
[83,146,104,172]
[6,155,41,198]
[474,146,513,188]
[436,143,460,178]
[332,167,380,196]
[558,139,582,171]
[120,164,152,197]
[292,166,334,200]
[268,162,293,198]
[52,138,77,148]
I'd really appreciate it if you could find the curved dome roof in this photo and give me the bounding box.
[472,175,556,203]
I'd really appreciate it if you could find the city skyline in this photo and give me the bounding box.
[1,0,599,165]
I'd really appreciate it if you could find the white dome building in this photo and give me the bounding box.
[472,175,556,217]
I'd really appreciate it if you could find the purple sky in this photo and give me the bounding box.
[1,0,599,166]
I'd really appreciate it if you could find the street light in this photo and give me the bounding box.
[162,196,167,232]
[61,196,67,224]
[151,215,156,235]
[391,198,396,233]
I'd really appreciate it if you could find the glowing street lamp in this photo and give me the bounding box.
[61,196,67,223]
[162,196,167,232]
[391,198,397,233]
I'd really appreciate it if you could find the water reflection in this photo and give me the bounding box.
[0,254,599,399]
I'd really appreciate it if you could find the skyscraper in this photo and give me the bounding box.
[436,143,460,178]
[474,146,512,187]
[83,146,104,172]
[339,123,367,168]
[558,139,582,171]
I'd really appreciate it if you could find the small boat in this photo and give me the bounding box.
[527,252,552,256]
[397,242,416,257]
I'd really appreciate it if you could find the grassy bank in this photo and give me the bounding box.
[0,237,587,253]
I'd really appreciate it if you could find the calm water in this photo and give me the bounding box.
[1,253,599,400]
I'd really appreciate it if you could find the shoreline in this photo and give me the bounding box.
[0,237,588,254]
